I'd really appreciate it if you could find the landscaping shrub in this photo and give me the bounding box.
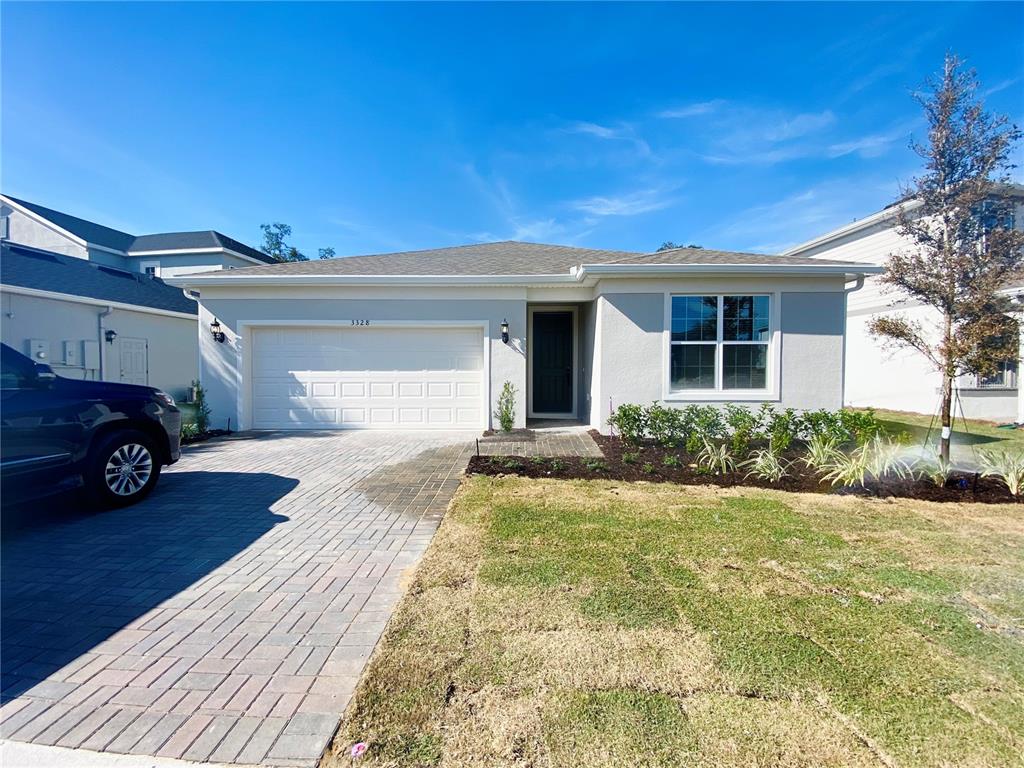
[684,405,726,453]
[724,403,762,456]
[494,381,518,432]
[191,379,211,434]
[764,405,801,452]
[607,403,647,444]
[646,403,687,447]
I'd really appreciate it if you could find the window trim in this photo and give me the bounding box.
[661,291,781,402]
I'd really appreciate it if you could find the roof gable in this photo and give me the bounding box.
[2,195,274,264]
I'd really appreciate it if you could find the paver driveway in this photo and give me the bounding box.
[1,430,473,766]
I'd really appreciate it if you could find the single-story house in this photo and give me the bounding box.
[0,194,275,397]
[785,184,1024,423]
[167,241,880,432]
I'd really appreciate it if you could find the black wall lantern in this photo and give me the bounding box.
[104,329,118,344]
[210,318,226,344]
[500,319,510,344]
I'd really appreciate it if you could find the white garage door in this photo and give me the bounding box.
[251,326,484,429]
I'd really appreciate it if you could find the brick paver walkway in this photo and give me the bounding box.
[1,430,473,766]
[476,422,603,457]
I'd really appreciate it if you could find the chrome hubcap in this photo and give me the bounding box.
[104,443,153,496]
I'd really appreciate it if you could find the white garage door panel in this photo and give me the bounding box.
[251,326,484,430]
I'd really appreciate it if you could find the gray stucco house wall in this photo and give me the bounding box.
[169,243,872,433]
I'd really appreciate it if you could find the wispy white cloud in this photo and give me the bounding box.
[983,78,1020,98]
[762,110,836,142]
[657,100,725,119]
[571,188,677,217]
[563,120,652,158]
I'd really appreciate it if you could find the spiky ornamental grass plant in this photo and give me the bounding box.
[801,433,844,476]
[868,54,1024,463]
[741,447,790,483]
[696,439,736,477]
[978,448,1024,496]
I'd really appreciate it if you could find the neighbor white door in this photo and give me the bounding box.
[118,338,148,386]
[250,326,485,429]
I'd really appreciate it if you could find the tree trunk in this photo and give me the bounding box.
[940,311,953,462]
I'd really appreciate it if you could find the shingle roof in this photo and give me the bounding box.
[193,240,865,277]
[5,196,137,252]
[127,231,276,264]
[3,196,275,265]
[0,243,198,315]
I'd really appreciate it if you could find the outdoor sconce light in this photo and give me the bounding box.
[104,329,118,344]
[210,318,226,344]
[500,319,510,344]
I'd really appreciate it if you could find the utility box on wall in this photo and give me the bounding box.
[28,339,48,362]
[62,340,80,366]
[83,340,100,372]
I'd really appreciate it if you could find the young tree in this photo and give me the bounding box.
[869,54,1023,461]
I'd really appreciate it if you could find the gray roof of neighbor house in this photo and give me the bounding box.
[3,196,276,265]
[188,241,864,277]
[0,243,198,315]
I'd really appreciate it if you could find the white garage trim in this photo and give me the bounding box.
[235,320,490,431]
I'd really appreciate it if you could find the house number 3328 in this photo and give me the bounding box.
[350,320,371,326]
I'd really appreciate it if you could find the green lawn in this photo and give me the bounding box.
[326,477,1024,768]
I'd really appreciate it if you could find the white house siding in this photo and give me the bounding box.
[589,276,848,431]
[792,205,1024,422]
[128,252,260,277]
[2,205,89,259]
[0,290,197,398]
[193,287,527,431]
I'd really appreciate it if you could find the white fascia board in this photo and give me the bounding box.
[782,200,923,256]
[165,273,586,288]
[577,262,885,278]
[0,283,199,320]
[127,247,270,266]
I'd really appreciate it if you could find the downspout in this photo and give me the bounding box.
[840,275,866,409]
[98,306,113,380]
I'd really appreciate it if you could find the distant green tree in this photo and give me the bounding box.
[259,223,335,263]
[657,241,703,251]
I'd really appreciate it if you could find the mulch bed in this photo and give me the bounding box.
[465,430,1022,504]
[181,429,232,445]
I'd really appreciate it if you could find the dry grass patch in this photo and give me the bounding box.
[324,477,1024,768]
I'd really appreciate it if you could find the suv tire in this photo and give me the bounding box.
[85,429,162,508]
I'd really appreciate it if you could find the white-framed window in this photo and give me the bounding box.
[975,360,1017,390]
[669,294,771,392]
[140,260,161,277]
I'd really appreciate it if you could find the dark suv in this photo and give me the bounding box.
[1,343,181,508]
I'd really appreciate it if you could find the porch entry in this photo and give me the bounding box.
[530,309,575,417]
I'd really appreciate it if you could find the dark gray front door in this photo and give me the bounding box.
[532,311,573,414]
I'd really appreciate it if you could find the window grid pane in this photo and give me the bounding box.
[723,295,769,341]
[722,344,768,389]
[671,344,716,390]
[671,295,718,341]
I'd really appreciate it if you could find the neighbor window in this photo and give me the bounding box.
[975,360,1017,389]
[670,295,770,392]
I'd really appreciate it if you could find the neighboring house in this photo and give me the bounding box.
[0,195,277,277]
[786,184,1024,423]
[167,242,880,432]
[0,195,274,398]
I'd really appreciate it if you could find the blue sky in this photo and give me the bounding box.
[3,2,1022,257]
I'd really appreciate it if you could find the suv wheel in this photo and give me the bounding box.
[86,430,162,508]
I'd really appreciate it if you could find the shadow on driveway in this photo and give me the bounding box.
[1,471,294,703]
